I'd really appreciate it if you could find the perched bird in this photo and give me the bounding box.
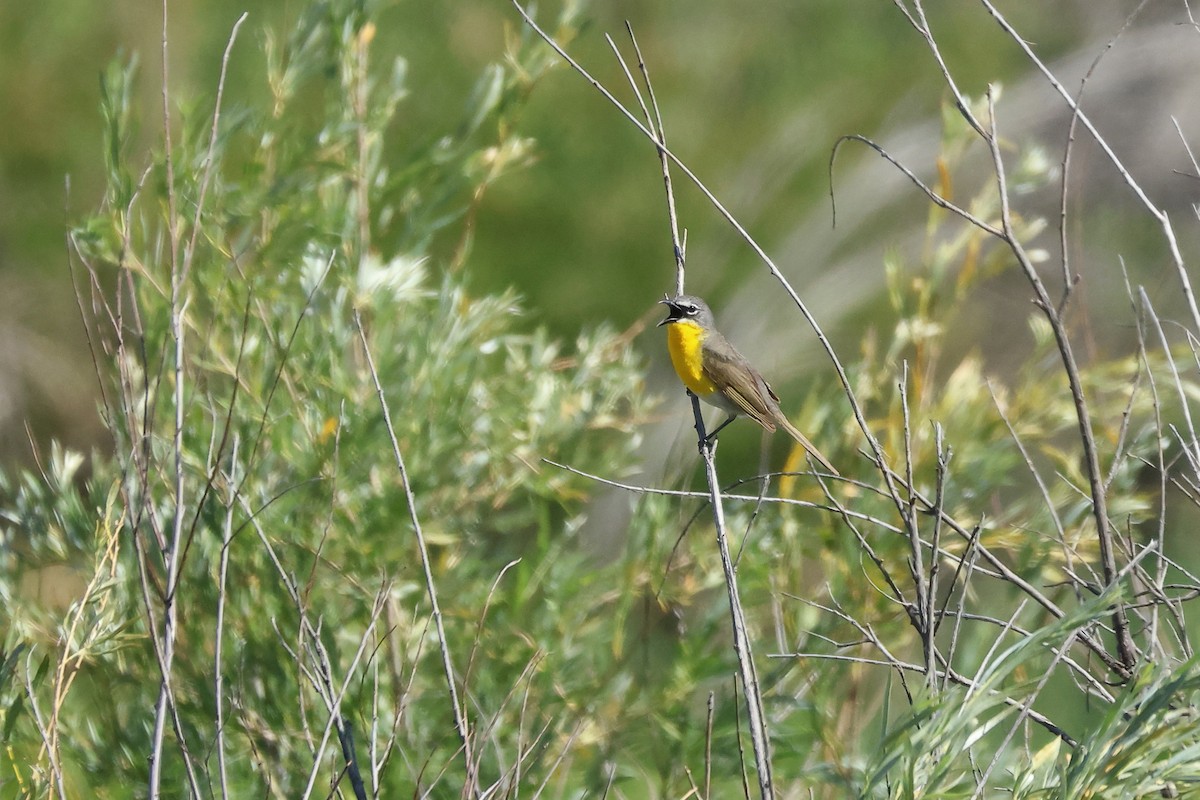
[658,294,838,475]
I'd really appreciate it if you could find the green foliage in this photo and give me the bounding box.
[765,96,1200,797]
[4,3,1200,799]
[3,1,666,796]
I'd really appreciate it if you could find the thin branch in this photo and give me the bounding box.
[704,692,715,800]
[689,393,775,798]
[148,0,181,789]
[976,0,1200,335]
[1142,289,1200,468]
[542,458,902,534]
[353,310,475,793]
[777,650,1077,747]
[926,422,947,643]
[297,588,385,800]
[180,12,247,288]
[214,435,239,798]
[883,463,1130,678]
[984,88,1137,671]
[619,24,686,293]
[23,655,66,800]
[511,1,899,509]
[1055,1,1147,311]
[898,364,934,682]
[940,524,981,693]
[830,134,1002,237]
[987,381,1075,586]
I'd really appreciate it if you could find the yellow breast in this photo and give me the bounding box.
[666,320,718,396]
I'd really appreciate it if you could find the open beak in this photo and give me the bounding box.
[656,297,677,327]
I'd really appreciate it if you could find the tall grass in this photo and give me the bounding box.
[3,1,1200,798]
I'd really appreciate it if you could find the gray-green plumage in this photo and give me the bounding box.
[658,295,838,475]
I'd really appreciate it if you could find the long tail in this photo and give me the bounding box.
[776,416,840,477]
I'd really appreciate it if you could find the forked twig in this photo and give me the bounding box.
[148,8,247,799]
[592,18,781,793]
[976,0,1200,335]
[510,2,897,500]
[982,87,1137,672]
[607,26,686,294]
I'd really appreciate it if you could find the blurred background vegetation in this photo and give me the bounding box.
[4,0,1200,797]
[0,0,1148,467]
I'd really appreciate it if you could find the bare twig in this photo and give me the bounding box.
[235,496,375,800]
[147,0,182,789]
[297,589,385,800]
[1128,273,1192,659]
[976,0,1200,335]
[1141,289,1200,469]
[214,435,239,798]
[23,656,65,800]
[181,12,248,288]
[972,632,1076,796]
[842,2,1141,677]
[530,717,585,799]
[689,393,775,798]
[147,12,247,797]
[544,458,901,532]
[1055,1,1148,311]
[607,26,686,294]
[882,463,1130,677]
[984,88,1136,671]
[987,381,1077,587]
[779,649,1077,747]
[829,135,1002,237]
[927,422,947,642]
[704,692,715,800]
[353,309,475,794]
[510,1,902,512]
[940,524,981,693]
[898,365,934,682]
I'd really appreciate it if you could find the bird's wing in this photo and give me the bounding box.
[700,335,777,430]
[704,336,840,475]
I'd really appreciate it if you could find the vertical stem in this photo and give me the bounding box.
[690,394,775,799]
[149,0,181,792]
[926,422,947,686]
[215,436,238,798]
[983,88,1137,673]
[354,311,476,796]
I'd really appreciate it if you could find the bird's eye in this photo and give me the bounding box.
[685,305,698,315]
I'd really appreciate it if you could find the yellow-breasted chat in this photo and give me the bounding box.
[658,294,838,475]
